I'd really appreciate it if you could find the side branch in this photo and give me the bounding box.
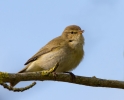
[0,71,124,90]
[0,82,36,92]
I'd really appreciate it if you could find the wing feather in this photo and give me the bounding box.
[24,36,65,65]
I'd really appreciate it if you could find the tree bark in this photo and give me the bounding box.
[0,71,124,92]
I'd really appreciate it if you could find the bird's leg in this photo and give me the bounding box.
[51,62,59,80]
[52,72,57,80]
[64,72,76,82]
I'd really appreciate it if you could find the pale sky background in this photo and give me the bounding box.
[0,0,124,100]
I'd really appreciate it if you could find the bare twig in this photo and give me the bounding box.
[0,82,36,92]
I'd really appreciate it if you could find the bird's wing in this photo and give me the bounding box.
[24,36,65,65]
[24,47,51,65]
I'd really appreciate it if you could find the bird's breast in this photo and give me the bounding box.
[35,46,84,72]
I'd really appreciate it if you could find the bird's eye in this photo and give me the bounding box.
[69,40,73,42]
[71,31,74,34]
[70,31,77,34]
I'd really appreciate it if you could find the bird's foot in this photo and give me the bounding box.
[51,62,59,80]
[52,72,58,80]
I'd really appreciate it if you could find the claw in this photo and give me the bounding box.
[64,72,76,82]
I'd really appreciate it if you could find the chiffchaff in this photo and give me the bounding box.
[10,25,85,87]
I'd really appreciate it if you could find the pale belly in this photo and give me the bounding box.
[26,48,83,72]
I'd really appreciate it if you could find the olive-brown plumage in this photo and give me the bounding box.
[10,25,85,87]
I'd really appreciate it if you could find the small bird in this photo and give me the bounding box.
[10,25,85,87]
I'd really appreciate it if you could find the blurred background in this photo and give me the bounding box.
[0,0,124,100]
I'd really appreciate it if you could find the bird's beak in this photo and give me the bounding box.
[79,30,84,34]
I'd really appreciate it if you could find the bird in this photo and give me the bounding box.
[10,25,85,87]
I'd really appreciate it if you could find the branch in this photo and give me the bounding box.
[0,82,36,92]
[0,63,59,92]
[0,71,124,92]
